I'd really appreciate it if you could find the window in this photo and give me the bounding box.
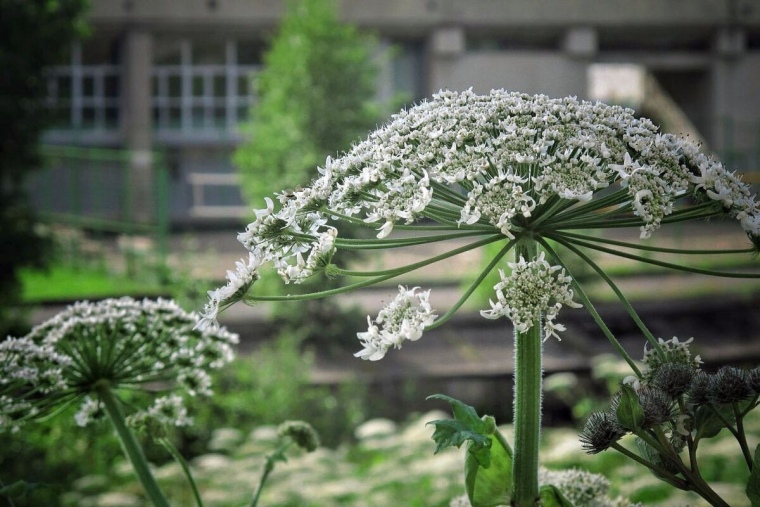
[152,39,261,132]
[45,42,121,130]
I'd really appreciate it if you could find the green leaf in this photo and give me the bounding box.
[694,404,735,441]
[747,444,760,507]
[539,484,575,507]
[427,394,513,506]
[427,394,494,465]
[428,418,493,465]
[465,431,513,507]
[428,394,490,431]
[615,384,645,431]
[634,437,681,484]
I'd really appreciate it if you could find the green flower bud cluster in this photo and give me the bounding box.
[580,337,759,505]
[277,420,320,452]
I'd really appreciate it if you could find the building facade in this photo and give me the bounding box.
[40,0,760,225]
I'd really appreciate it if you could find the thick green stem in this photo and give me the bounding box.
[97,385,170,507]
[511,240,542,507]
[732,403,754,470]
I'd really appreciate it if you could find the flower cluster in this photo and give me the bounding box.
[277,420,320,452]
[202,89,759,355]
[580,336,759,456]
[354,286,437,361]
[539,468,638,507]
[450,468,637,507]
[641,336,703,385]
[481,252,582,340]
[197,251,262,331]
[1,298,238,431]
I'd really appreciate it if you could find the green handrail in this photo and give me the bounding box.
[39,145,170,263]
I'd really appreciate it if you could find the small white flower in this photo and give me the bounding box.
[147,394,193,427]
[622,375,641,392]
[675,414,692,437]
[481,252,581,341]
[75,396,104,427]
[355,286,437,361]
[196,251,262,330]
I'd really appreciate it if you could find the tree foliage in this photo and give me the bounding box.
[233,0,387,350]
[0,0,89,335]
[234,0,382,204]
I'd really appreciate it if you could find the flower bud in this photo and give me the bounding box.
[652,362,695,398]
[709,366,752,404]
[748,366,760,394]
[688,371,711,406]
[277,420,320,452]
[637,387,674,428]
[580,411,626,454]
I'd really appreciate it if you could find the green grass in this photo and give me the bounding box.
[20,266,166,303]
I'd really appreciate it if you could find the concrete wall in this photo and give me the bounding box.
[92,0,760,30]
[711,52,760,167]
[432,51,589,99]
[59,0,760,225]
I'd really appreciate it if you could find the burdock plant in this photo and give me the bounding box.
[200,89,760,506]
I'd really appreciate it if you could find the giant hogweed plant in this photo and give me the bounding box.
[197,89,760,506]
[0,298,319,507]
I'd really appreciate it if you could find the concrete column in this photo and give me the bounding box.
[562,26,597,59]
[710,28,759,189]
[559,27,597,100]
[122,29,154,222]
[714,28,746,59]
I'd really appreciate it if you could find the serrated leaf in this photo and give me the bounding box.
[694,404,735,441]
[616,384,644,431]
[428,394,489,433]
[427,394,513,506]
[428,418,492,462]
[427,394,494,464]
[747,444,760,507]
[465,431,513,507]
[539,484,575,507]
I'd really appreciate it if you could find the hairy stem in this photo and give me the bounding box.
[511,239,542,507]
[97,385,170,507]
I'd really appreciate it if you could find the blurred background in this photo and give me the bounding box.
[3,1,760,505]
[31,0,760,227]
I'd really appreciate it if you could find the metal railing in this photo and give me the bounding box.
[31,145,170,257]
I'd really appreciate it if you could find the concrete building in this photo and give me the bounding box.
[40,0,760,226]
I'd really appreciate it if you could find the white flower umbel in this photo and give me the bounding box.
[354,286,437,361]
[0,297,238,431]
[481,252,582,341]
[205,89,759,331]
